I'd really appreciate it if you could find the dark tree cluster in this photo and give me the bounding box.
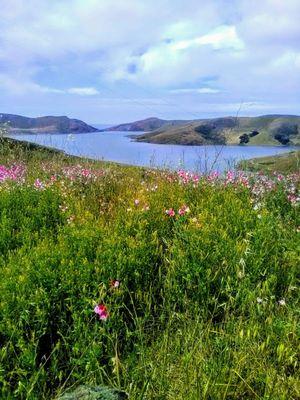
[239,134,250,144]
[194,123,225,144]
[194,123,214,136]
[272,123,298,145]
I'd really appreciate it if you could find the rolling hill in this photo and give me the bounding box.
[0,113,98,134]
[105,115,300,146]
[102,117,189,132]
[134,115,300,146]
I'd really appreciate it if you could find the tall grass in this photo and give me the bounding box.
[0,139,299,399]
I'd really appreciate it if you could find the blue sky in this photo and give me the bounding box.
[0,0,299,124]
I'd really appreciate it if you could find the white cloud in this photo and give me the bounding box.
[0,0,299,120]
[171,26,244,51]
[171,88,220,94]
[67,87,99,96]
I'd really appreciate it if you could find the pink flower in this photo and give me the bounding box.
[34,178,44,190]
[94,303,109,321]
[165,208,175,217]
[134,199,140,206]
[110,279,120,288]
[178,205,190,216]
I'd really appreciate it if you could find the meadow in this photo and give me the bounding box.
[0,138,299,399]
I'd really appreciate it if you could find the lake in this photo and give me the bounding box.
[9,130,296,172]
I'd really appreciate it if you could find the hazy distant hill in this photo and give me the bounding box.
[102,117,189,132]
[134,115,300,146]
[0,113,98,134]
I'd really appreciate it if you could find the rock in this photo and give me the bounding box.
[57,385,128,400]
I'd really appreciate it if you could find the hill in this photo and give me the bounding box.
[135,115,300,146]
[102,117,189,132]
[238,150,300,173]
[0,113,98,134]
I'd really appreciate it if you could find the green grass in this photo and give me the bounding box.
[239,150,300,174]
[0,138,299,399]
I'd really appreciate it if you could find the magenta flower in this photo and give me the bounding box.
[94,303,109,321]
[165,208,175,217]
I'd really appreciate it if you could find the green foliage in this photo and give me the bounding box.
[0,142,299,399]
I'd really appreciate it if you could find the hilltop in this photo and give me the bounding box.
[102,117,189,132]
[0,113,98,134]
[107,115,300,146]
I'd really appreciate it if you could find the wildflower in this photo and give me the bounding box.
[110,279,120,289]
[287,194,300,206]
[94,303,109,321]
[67,215,75,224]
[134,199,140,206]
[253,203,262,211]
[34,178,44,190]
[165,208,175,217]
[143,205,150,211]
[278,299,286,306]
[256,297,263,304]
[178,205,190,216]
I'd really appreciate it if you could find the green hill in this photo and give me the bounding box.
[239,150,300,173]
[102,117,189,132]
[135,115,300,146]
[0,113,98,134]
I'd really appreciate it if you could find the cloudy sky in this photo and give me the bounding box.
[0,0,299,124]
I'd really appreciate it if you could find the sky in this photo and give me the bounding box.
[0,0,299,124]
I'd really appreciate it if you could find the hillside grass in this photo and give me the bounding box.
[0,138,299,399]
[239,150,300,174]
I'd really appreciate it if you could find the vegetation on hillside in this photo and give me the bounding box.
[134,115,300,146]
[239,150,300,174]
[0,138,299,399]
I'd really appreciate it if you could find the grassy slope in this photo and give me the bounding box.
[136,115,300,146]
[0,139,299,399]
[239,150,300,173]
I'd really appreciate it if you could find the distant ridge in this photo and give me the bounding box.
[0,113,98,134]
[102,117,189,132]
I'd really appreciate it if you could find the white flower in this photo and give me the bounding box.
[278,299,286,306]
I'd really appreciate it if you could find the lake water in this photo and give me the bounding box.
[9,130,296,173]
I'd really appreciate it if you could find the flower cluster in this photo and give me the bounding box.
[94,304,109,321]
[0,164,26,183]
[61,165,105,182]
[165,205,191,217]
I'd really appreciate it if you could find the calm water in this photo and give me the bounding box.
[9,130,296,172]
